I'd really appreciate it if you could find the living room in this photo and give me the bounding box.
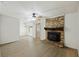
[0,1,79,57]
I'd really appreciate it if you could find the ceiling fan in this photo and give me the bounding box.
[32,13,36,17]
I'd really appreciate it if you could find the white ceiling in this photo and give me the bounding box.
[0,1,79,21]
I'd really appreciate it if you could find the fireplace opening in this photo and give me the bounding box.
[47,32,61,42]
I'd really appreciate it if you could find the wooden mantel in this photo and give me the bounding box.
[44,27,64,31]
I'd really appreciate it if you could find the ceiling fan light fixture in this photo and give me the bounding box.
[32,13,36,17]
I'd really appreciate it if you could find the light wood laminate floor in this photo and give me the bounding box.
[0,36,78,57]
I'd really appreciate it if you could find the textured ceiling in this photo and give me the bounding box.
[0,1,79,21]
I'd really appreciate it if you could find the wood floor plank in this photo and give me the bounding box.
[0,36,78,57]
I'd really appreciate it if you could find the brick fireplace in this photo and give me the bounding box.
[44,16,64,48]
[47,31,61,42]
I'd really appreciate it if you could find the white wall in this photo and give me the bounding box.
[77,7,79,55]
[0,15,19,44]
[20,21,26,36]
[32,21,36,38]
[65,12,79,55]
[40,17,46,40]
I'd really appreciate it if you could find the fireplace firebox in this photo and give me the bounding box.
[47,32,61,42]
